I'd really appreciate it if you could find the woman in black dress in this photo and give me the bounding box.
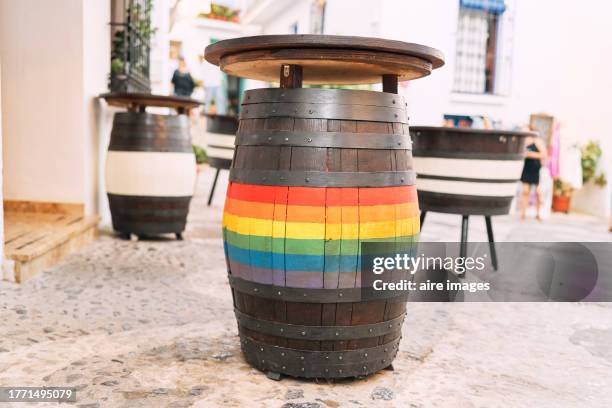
[171,57,196,97]
[520,135,547,220]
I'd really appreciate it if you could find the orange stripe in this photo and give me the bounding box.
[224,197,419,223]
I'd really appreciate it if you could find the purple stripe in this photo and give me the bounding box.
[228,260,363,289]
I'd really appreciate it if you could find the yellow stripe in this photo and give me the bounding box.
[223,213,419,240]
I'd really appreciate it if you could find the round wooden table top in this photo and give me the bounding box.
[204,35,444,85]
[410,126,537,138]
[100,92,201,111]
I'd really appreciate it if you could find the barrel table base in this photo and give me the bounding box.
[105,112,196,240]
[108,194,191,239]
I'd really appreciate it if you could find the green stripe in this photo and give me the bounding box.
[223,229,417,256]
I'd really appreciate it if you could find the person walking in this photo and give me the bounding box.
[200,54,226,114]
[519,134,547,220]
[171,57,196,97]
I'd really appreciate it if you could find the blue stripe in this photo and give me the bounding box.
[224,242,416,272]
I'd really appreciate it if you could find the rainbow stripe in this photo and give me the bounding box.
[222,182,420,288]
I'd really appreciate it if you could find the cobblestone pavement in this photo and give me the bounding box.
[1,167,611,407]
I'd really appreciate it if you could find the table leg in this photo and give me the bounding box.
[485,216,498,270]
[420,211,427,229]
[207,168,221,206]
[460,215,469,259]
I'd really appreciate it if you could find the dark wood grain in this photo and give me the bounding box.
[205,34,444,68]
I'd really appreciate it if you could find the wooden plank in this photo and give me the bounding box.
[7,215,98,261]
[4,200,84,215]
[279,64,303,88]
[382,74,398,94]
[13,224,97,283]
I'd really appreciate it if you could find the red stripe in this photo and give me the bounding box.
[226,183,416,206]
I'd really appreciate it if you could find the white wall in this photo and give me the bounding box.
[261,0,310,34]
[0,0,110,216]
[0,60,4,264]
[1,0,86,206]
[83,0,111,216]
[253,0,612,217]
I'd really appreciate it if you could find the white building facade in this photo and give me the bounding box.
[221,0,610,218]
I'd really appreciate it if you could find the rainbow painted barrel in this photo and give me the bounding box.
[222,88,418,378]
[206,34,444,380]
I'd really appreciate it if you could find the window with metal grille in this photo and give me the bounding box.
[453,0,506,94]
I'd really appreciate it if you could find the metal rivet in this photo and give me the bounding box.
[363,366,367,370]
[281,352,285,356]
[389,324,392,328]
[307,138,312,142]
[282,365,286,369]
[338,356,343,360]
[335,332,339,336]
[301,367,305,371]
[382,359,386,363]
[338,292,343,297]
[325,368,329,373]
[280,328,284,332]
[400,178,405,183]
[384,348,388,352]
[301,331,306,336]
[253,288,259,292]
[364,353,368,357]
[369,328,373,333]
[397,142,401,146]
[338,369,343,373]
[277,291,282,295]
[267,137,272,141]
[305,177,310,182]
[325,356,329,360]
[284,137,289,142]
[392,100,396,104]
[260,347,264,352]
[394,114,398,118]
[300,356,305,360]
[272,109,276,113]
[303,293,307,297]
[308,109,313,114]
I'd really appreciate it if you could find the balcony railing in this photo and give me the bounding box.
[109,0,152,93]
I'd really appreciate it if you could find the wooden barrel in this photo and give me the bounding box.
[105,112,196,238]
[205,114,238,169]
[410,126,531,215]
[222,88,418,379]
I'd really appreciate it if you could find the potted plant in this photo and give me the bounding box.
[193,144,208,174]
[581,140,607,187]
[552,178,573,213]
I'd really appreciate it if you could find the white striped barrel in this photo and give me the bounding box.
[205,114,238,169]
[105,112,196,237]
[410,126,531,215]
